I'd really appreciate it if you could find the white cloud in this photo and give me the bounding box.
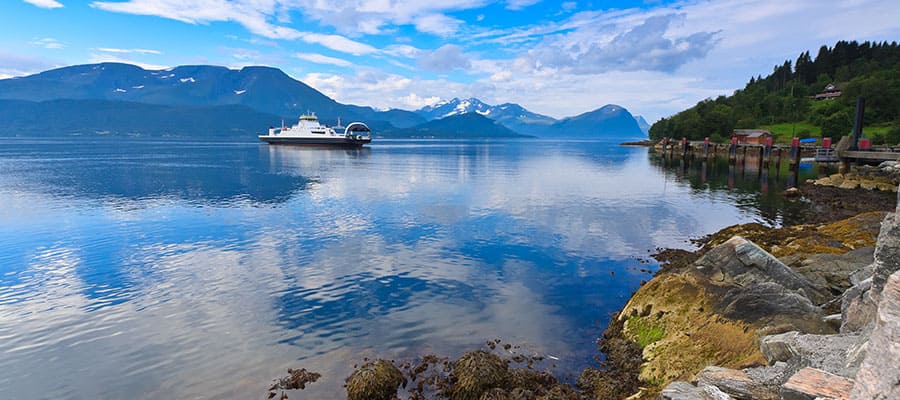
[95,47,162,55]
[88,53,170,70]
[0,51,60,78]
[400,93,442,108]
[414,13,463,36]
[29,37,63,49]
[301,70,470,111]
[383,44,424,59]
[299,33,377,55]
[92,1,378,55]
[23,0,63,8]
[506,0,540,10]
[295,52,351,67]
[417,44,471,72]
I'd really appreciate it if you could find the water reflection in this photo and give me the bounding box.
[0,139,813,399]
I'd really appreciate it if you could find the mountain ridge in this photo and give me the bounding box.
[0,63,646,139]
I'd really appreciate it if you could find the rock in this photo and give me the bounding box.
[813,177,832,186]
[661,381,735,400]
[792,247,874,294]
[695,236,829,304]
[743,361,795,387]
[824,313,843,330]
[851,270,900,399]
[860,179,878,191]
[452,350,509,400]
[829,174,845,187]
[848,264,874,286]
[345,360,405,400]
[759,331,867,378]
[839,179,861,190]
[870,212,900,302]
[760,331,800,363]
[781,367,854,400]
[875,182,897,192]
[877,161,897,169]
[841,278,876,333]
[784,187,802,198]
[695,366,778,400]
[719,282,822,324]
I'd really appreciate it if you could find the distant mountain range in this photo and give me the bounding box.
[0,63,646,140]
[382,113,530,138]
[413,97,644,139]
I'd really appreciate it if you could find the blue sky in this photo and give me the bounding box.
[2,0,900,121]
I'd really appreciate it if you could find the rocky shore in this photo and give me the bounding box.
[618,188,900,400]
[271,184,899,400]
[809,161,900,192]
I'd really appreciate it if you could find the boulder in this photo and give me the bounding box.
[851,270,900,400]
[870,212,900,302]
[719,282,821,324]
[759,331,867,378]
[660,381,735,400]
[791,247,874,294]
[840,278,876,333]
[695,366,778,400]
[839,179,860,190]
[695,236,829,304]
[743,361,795,388]
[781,367,854,400]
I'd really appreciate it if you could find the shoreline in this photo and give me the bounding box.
[590,183,898,399]
[271,181,898,399]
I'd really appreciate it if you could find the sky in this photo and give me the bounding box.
[1,0,899,121]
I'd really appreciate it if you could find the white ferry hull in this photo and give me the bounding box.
[258,135,371,147]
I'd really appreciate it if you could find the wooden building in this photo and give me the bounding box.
[731,129,773,144]
[814,83,846,100]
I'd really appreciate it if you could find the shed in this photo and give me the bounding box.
[731,129,772,144]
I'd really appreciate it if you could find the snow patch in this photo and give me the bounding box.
[114,88,127,93]
[179,77,196,83]
[159,73,175,79]
[234,90,246,95]
[132,85,144,89]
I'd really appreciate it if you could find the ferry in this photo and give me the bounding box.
[259,113,372,147]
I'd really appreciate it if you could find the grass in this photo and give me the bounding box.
[627,315,666,348]
[760,121,897,144]
[760,122,822,142]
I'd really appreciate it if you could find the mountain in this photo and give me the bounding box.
[415,97,644,139]
[416,97,493,120]
[382,113,531,138]
[0,62,646,140]
[546,105,645,139]
[0,62,425,129]
[0,99,281,137]
[635,115,651,134]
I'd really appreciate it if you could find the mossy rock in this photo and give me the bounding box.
[452,350,509,400]
[506,369,556,393]
[480,387,511,400]
[345,359,406,400]
[535,385,578,400]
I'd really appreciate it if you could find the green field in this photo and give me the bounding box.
[760,121,897,144]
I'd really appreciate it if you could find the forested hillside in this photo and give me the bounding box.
[649,40,900,144]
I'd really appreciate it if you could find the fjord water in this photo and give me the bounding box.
[0,138,815,398]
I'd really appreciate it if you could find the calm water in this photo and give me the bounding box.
[0,138,819,398]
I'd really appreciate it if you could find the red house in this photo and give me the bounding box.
[731,129,773,144]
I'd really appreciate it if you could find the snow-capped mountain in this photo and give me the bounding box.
[416,97,494,120]
[415,97,557,132]
[415,97,644,138]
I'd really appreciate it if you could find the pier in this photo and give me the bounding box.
[655,97,900,176]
